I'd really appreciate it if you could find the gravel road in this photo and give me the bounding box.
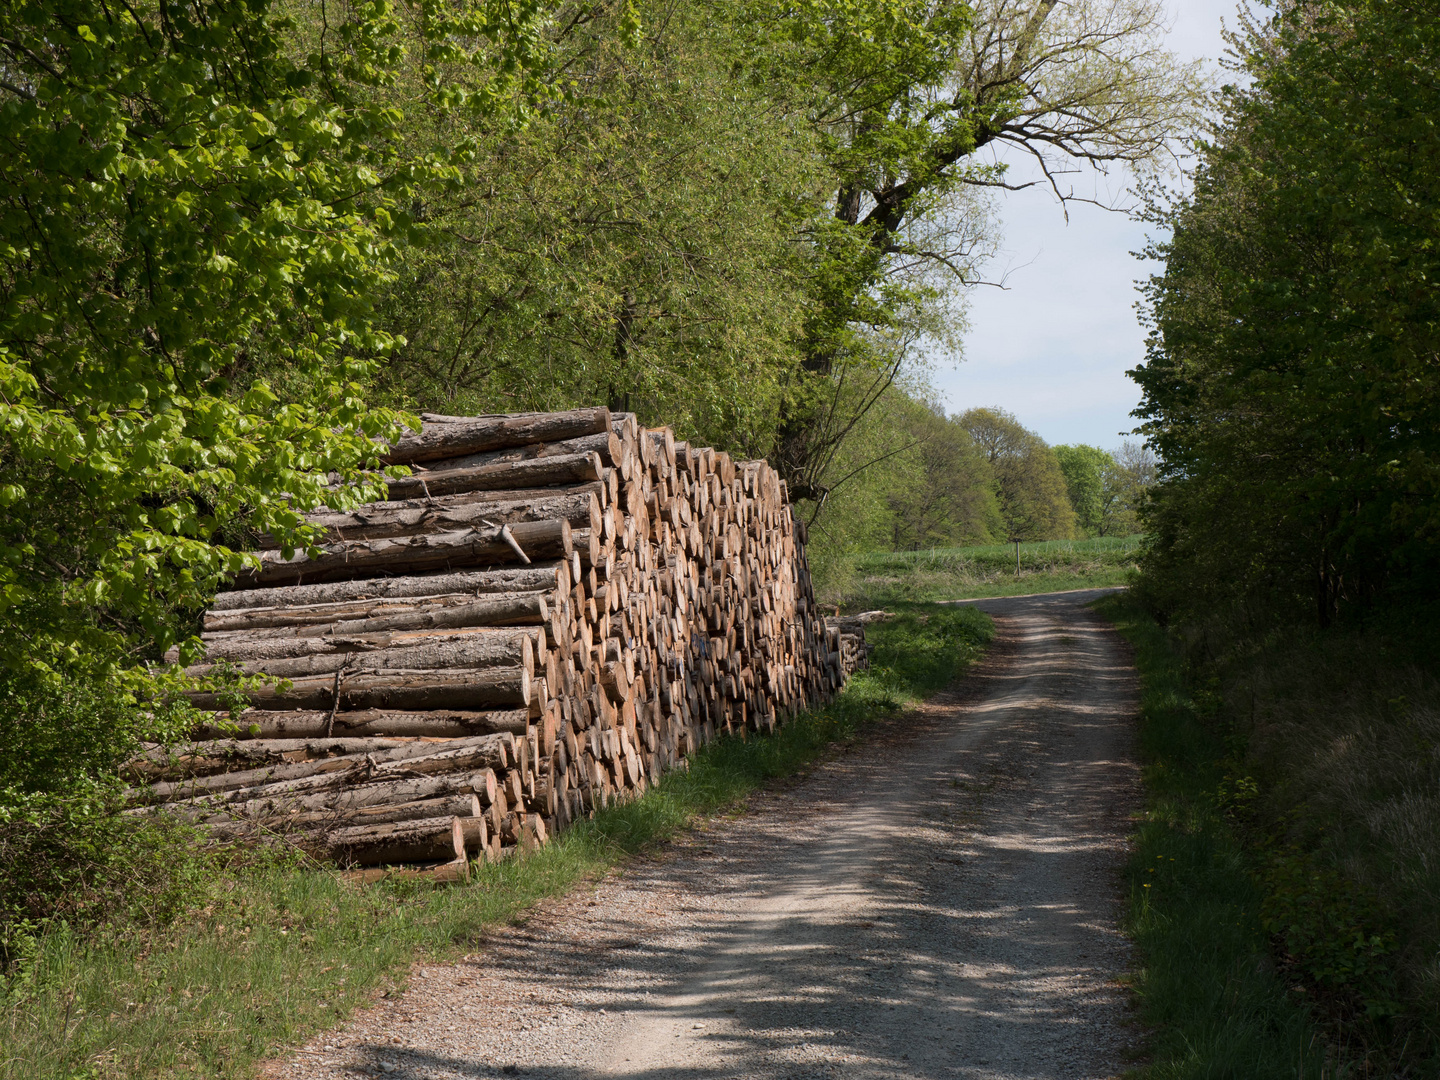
[263,587,1141,1080]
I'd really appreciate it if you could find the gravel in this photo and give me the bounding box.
[260,587,1141,1080]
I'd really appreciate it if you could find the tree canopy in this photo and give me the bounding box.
[1133,0,1440,626]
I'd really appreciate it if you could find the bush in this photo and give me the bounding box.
[0,666,209,963]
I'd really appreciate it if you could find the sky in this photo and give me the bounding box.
[930,0,1243,449]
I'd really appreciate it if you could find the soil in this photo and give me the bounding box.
[262,587,1141,1080]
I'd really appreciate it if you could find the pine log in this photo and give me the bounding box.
[187,631,534,681]
[459,814,489,858]
[271,491,602,547]
[325,815,466,866]
[203,590,549,635]
[435,430,623,473]
[178,771,498,820]
[194,708,528,740]
[210,566,564,613]
[202,794,482,840]
[384,408,610,466]
[386,453,602,501]
[240,520,572,588]
[288,593,548,639]
[342,859,470,884]
[159,735,511,809]
[141,734,505,800]
[124,737,426,781]
[184,668,531,712]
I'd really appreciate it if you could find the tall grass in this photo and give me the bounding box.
[0,606,991,1080]
[1095,592,1338,1079]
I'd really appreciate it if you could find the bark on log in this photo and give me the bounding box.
[193,708,528,740]
[184,668,531,712]
[384,408,610,466]
[210,566,564,613]
[141,734,505,800]
[338,482,607,522]
[240,520,572,588]
[188,631,534,681]
[159,735,511,808]
[180,771,498,820]
[277,595,546,640]
[271,491,601,547]
[124,736,427,780]
[437,430,623,473]
[325,815,466,866]
[386,453,602,502]
[203,590,550,635]
[202,794,482,840]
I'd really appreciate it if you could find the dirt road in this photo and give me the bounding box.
[268,588,1141,1080]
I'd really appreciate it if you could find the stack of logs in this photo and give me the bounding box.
[130,408,870,875]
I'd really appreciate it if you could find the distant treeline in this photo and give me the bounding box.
[801,397,1154,582]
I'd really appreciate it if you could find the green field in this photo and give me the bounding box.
[834,535,1144,607]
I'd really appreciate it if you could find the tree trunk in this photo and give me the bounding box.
[201,794,482,840]
[172,770,498,820]
[202,591,550,639]
[437,430,623,473]
[157,735,511,808]
[140,733,506,800]
[384,408,610,466]
[124,736,428,781]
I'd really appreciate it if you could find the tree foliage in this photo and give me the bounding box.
[370,0,818,454]
[771,0,1202,501]
[958,407,1075,541]
[1133,0,1440,627]
[0,0,554,943]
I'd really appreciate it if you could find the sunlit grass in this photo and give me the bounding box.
[832,535,1144,607]
[0,607,992,1080]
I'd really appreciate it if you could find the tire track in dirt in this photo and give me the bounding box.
[266,587,1140,1080]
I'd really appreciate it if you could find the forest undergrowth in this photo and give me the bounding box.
[1098,592,1439,1078]
[0,607,992,1080]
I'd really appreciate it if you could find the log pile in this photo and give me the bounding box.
[131,408,872,871]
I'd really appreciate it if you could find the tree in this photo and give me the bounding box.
[370,0,818,454]
[958,408,1075,540]
[886,402,1001,549]
[1132,1,1440,626]
[0,0,553,938]
[766,0,1203,501]
[1095,440,1153,537]
[1054,444,1113,536]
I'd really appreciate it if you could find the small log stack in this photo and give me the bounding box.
[130,408,871,871]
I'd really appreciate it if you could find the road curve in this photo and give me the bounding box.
[267,588,1141,1080]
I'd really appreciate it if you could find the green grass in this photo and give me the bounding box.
[0,605,992,1080]
[1094,592,1338,1079]
[839,535,1144,607]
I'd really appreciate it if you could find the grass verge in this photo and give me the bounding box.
[0,605,992,1080]
[1093,591,1335,1079]
[836,535,1143,607]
